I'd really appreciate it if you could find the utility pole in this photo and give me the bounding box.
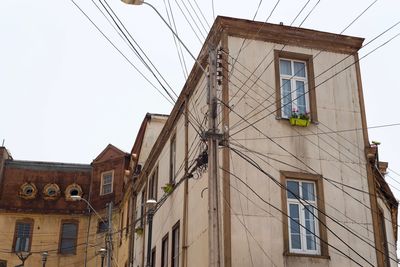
[107,202,113,267]
[207,46,222,267]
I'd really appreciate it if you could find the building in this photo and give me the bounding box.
[125,16,398,267]
[0,144,131,267]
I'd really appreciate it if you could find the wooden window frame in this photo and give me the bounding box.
[148,166,159,201]
[274,50,317,122]
[280,171,328,258]
[171,221,180,267]
[169,134,177,184]
[12,219,34,252]
[58,219,79,255]
[161,233,169,267]
[100,170,114,196]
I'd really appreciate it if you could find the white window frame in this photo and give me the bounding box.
[279,58,310,118]
[286,179,320,255]
[100,170,114,195]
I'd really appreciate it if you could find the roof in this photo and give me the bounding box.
[5,160,91,172]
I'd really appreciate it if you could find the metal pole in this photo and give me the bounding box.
[207,47,222,267]
[101,254,105,267]
[41,251,48,267]
[107,202,113,267]
[146,209,154,267]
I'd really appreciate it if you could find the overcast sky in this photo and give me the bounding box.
[1,0,399,183]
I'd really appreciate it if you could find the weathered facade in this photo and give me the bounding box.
[0,144,130,267]
[125,16,398,267]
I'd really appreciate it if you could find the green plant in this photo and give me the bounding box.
[135,227,143,235]
[162,183,174,194]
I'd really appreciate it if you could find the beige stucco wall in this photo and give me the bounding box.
[226,35,378,267]
[0,206,124,267]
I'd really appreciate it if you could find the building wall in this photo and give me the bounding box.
[226,35,377,267]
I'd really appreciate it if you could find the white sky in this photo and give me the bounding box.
[1,0,400,189]
[1,0,400,262]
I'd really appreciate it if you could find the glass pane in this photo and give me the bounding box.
[280,60,292,75]
[103,175,112,184]
[289,204,301,249]
[287,181,299,199]
[103,184,112,194]
[62,224,77,238]
[295,81,306,115]
[304,205,317,250]
[61,239,75,254]
[294,62,306,77]
[302,182,315,201]
[281,79,292,118]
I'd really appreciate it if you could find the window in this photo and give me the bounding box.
[274,51,317,121]
[148,166,158,201]
[13,220,33,252]
[286,180,319,254]
[161,234,169,267]
[171,222,180,267]
[140,190,145,227]
[101,171,114,195]
[0,260,6,267]
[281,171,328,257]
[378,209,390,267]
[169,134,176,183]
[98,219,109,233]
[151,247,156,267]
[59,221,78,254]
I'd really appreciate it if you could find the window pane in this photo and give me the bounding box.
[103,184,112,194]
[295,81,307,115]
[281,79,292,118]
[294,62,306,77]
[61,239,75,254]
[15,223,31,252]
[287,181,299,199]
[289,204,301,249]
[280,60,292,75]
[304,205,317,250]
[302,182,315,201]
[61,223,77,254]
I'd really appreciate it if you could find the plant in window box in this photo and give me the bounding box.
[134,227,143,235]
[162,183,174,194]
[289,110,310,127]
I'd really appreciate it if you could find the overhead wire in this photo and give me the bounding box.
[226,0,380,131]
[69,0,175,106]
[219,167,367,267]
[227,139,399,255]
[229,145,394,266]
[163,0,189,79]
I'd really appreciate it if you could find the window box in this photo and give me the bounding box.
[162,183,174,194]
[289,118,310,127]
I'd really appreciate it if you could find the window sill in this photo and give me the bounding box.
[284,252,330,260]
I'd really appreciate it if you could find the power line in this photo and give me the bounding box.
[232,122,400,140]
[229,146,396,266]
[68,0,175,106]
[226,0,381,131]
[219,167,368,267]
